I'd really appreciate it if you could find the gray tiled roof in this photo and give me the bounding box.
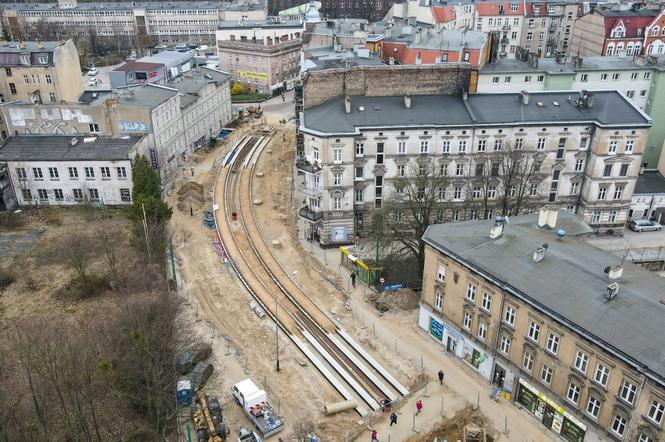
[423,212,665,382]
[480,55,665,74]
[302,91,651,134]
[0,136,141,162]
[116,85,178,109]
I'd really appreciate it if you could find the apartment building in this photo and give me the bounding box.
[519,1,578,57]
[419,210,665,442]
[217,20,301,93]
[0,0,267,46]
[298,90,651,245]
[268,0,388,22]
[1,67,232,174]
[570,5,660,57]
[644,8,665,55]
[477,54,665,168]
[0,135,144,207]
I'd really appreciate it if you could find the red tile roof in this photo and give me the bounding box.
[432,6,455,23]
[476,2,524,16]
[603,15,655,38]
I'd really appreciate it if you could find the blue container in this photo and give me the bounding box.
[177,380,193,406]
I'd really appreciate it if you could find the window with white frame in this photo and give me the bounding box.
[333,173,342,186]
[598,186,607,200]
[522,350,534,371]
[540,364,553,384]
[477,322,487,340]
[478,139,486,151]
[515,138,523,150]
[586,396,601,419]
[333,196,342,210]
[355,142,364,156]
[437,265,446,282]
[473,187,481,199]
[16,167,27,179]
[37,189,48,200]
[442,140,451,153]
[89,188,99,201]
[487,186,497,198]
[504,305,516,326]
[420,141,429,154]
[546,333,559,354]
[619,380,637,405]
[625,139,634,153]
[614,186,624,200]
[494,139,503,151]
[100,166,111,179]
[500,335,511,354]
[594,363,610,387]
[459,140,467,153]
[609,140,618,153]
[647,399,664,425]
[85,167,94,179]
[575,159,584,172]
[537,137,546,150]
[397,165,405,177]
[592,210,602,224]
[456,164,464,176]
[481,293,492,311]
[333,148,342,162]
[48,167,59,179]
[638,433,653,442]
[527,321,540,342]
[566,382,581,404]
[574,350,589,373]
[117,167,127,179]
[466,283,476,302]
[463,311,472,329]
[398,141,406,154]
[579,137,589,150]
[453,187,462,199]
[33,167,43,179]
[355,189,363,203]
[434,290,443,310]
[611,414,626,437]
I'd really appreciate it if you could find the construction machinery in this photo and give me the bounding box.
[192,391,229,442]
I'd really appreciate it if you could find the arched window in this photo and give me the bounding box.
[617,42,625,52]
[652,26,660,36]
[606,43,615,55]
[627,43,634,54]
[635,42,642,54]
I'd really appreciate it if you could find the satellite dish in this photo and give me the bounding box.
[542,243,549,249]
[604,266,611,274]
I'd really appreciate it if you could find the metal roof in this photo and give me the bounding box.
[302,91,651,134]
[634,171,665,194]
[423,212,665,383]
[115,85,179,109]
[480,55,665,74]
[113,61,164,72]
[0,136,141,162]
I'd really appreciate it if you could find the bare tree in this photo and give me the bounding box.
[57,232,95,282]
[97,227,123,278]
[372,162,452,275]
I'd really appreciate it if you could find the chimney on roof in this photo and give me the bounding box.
[520,90,529,105]
[415,27,422,44]
[532,246,546,263]
[404,94,411,109]
[537,207,558,229]
[37,41,44,49]
[18,41,25,49]
[605,264,624,282]
[489,222,504,239]
[344,95,351,114]
[606,282,620,300]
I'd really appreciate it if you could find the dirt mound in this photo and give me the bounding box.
[409,405,496,442]
[177,182,206,213]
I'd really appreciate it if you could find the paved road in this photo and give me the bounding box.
[80,63,123,90]
[586,227,665,261]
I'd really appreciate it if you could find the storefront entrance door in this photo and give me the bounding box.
[493,364,506,388]
[446,336,457,353]
[542,404,556,429]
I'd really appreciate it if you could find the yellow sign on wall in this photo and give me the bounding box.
[236,69,268,80]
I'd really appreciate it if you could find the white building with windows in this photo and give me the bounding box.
[0,135,145,207]
[298,90,651,245]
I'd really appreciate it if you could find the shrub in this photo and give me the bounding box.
[55,274,111,300]
[0,268,15,290]
[230,83,244,95]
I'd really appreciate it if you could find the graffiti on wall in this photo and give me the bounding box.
[119,120,148,133]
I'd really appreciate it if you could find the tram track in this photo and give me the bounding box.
[213,134,409,415]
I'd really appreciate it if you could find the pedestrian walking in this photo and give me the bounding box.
[350,272,356,288]
[416,400,423,415]
[438,369,445,385]
[390,412,398,426]
[371,430,378,442]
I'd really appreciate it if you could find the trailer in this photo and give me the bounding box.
[232,379,283,438]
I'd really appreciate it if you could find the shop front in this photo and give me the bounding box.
[417,305,493,380]
[516,378,587,442]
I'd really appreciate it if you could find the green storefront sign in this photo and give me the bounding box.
[429,317,443,340]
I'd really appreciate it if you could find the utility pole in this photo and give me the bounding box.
[142,203,152,262]
[275,292,280,371]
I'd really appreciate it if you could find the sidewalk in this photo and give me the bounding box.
[294,223,607,442]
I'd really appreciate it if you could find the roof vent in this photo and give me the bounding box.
[83,137,97,143]
[70,137,79,146]
[519,90,529,105]
[537,207,558,229]
[536,101,545,107]
[532,244,548,263]
[404,94,411,109]
[606,282,619,300]
[358,106,365,111]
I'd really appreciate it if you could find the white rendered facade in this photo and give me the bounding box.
[9,159,134,206]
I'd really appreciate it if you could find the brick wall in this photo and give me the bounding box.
[303,64,472,108]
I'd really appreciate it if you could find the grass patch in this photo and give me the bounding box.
[0,211,22,229]
[231,93,268,102]
[0,269,15,291]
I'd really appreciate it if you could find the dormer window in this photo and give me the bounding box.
[19,54,30,65]
[613,27,625,38]
[652,26,660,37]
[37,55,48,64]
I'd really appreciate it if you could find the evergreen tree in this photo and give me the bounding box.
[128,155,171,223]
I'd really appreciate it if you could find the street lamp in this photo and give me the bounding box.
[274,292,280,372]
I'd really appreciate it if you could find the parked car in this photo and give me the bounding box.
[87,67,98,76]
[87,78,99,87]
[629,219,662,232]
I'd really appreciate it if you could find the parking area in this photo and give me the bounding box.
[81,63,123,90]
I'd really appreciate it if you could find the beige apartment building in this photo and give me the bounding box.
[0,39,83,139]
[419,210,665,442]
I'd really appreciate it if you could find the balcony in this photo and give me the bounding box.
[501,37,509,44]
[502,24,511,30]
[300,184,323,198]
[296,159,322,174]
[298,206,323,222]
[548,24,557,33]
